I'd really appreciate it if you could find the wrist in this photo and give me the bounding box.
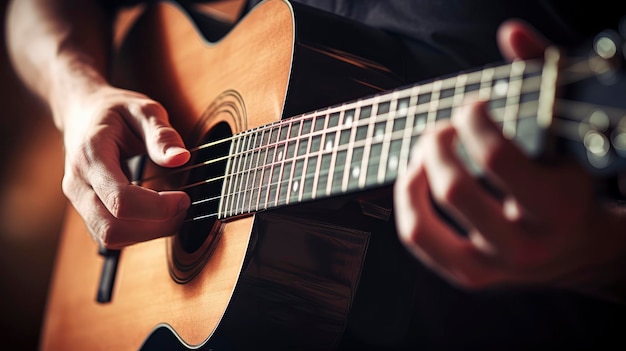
[48,52,110,131]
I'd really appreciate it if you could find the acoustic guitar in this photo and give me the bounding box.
[40,1,626,350]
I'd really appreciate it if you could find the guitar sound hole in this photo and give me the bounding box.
[178,122,232,254]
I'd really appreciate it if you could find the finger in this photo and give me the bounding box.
[497,19,550,61]
[421,122,521,255]
[123,99,190,167]
[78,131,190,222]
[395,142,503,289]
[64,169,187,248]
[452,101,544,215]
[87,190,187,248]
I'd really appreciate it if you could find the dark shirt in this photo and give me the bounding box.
[246,0,622,69]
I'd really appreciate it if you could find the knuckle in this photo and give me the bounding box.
[94,218,126,249]
[133,99,167,120]
[481,143,508,171]
[439,175,467,205]
[151,125,179,145]
[61,173,78,200]
[102,189,124,218]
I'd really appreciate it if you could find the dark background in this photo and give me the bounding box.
[0,0,66,349]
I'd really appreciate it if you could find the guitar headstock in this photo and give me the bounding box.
[552,27,626,177]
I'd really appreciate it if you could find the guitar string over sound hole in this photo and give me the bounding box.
[167,91,246,284]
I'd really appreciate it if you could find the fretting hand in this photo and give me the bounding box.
[394,20,626,301]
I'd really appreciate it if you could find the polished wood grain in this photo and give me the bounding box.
[40,1,294,349]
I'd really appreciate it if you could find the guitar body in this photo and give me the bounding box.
[41,1,417,350]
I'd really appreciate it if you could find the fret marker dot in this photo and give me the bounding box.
[494,80,508,96]
[398,101,409,116]
[375,128,384,142]
[277,150,283,161]
[388,156,398,171]
[352,166,360,179]
[344,115,353,126]
[292,180,299,193]
[325,140,333,151]
[415,117,426,131]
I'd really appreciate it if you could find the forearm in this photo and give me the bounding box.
[6,0,112,130]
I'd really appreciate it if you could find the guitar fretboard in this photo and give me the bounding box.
[218,56,556,219]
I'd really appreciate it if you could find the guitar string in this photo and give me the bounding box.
[164,93,604,198]
[181,99,625,223]
[136,72,546,186]
[133,58,623,222]
[180,54,601,160]
[138,54,606,187]
[176,97,542,197]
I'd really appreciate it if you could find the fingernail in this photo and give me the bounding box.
[165,146,187,157]
[164,147,190,166]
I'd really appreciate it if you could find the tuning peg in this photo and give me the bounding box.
[594,30,620,60]
[590,30,623,84]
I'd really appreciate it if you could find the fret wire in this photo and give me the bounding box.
[427,79,443,130]
[503,60,526,139]
[232,133,248,216]
[235,133,253,214]
[324,112,342,196]
[268,128,281,208]
[140,63,540,221]
[216,62,546,206]
[235,134,248,215]
[296,113,316,203]
[218,136,236,218]
[250,128,262,212]
[216,102,544,209]
[220,77,544,202]
[397,84,420,177]
[311,109,330,199]
[224,135,241,217]
[247,132,260,212]
[341,100,362,192]
[196,106,538,220]
[538,47,560,128]
[230,134,241,216]
[479,67,495,101]
[398,73,541,118]
[219,63,538,167]
[240,132,255,214]
[297,126,312,203]
[206,61,535,167]
[230,134,242,216]
[285,118,303,205]
[272,123,291,206]
[377,91,399,183]
[263,126,279,209]
[358,95,381,188]
[245,131,261,213]
[254,129,269,211]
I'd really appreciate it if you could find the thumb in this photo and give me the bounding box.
[497,19,550,61]
[133,100,190,167]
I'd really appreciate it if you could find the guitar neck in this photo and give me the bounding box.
[217,52,557,219]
